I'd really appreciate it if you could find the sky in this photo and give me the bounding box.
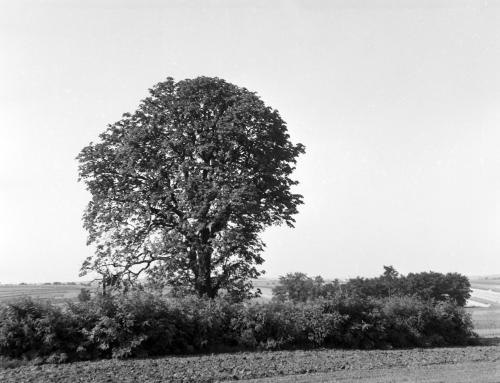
[1,0,500,283]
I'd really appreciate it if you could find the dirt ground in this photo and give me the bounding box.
[1,343,499,383]
[245,361,500,382]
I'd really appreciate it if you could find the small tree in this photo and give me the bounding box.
[382,265,399,297]
[403,271,471,306]
[273,272,313,302]
[344,267,471,306]
[78,77,304,299]
[272,272,341,302]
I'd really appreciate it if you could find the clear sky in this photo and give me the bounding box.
[1,0,500,283]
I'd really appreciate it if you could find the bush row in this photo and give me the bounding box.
[0,293,476,363]
[272,268,472,306]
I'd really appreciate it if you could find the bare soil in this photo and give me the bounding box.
[1,343,499,383]
[245,361,500,382]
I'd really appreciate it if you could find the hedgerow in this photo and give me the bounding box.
[0,293,476,364]
[273,268,472,306]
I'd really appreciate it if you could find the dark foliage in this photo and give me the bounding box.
[341,267,472,306]
[272,273,341,302]
[401,271,472,306]
[77,76,304,299]
[0,292,475,364]
[77,289,91,303]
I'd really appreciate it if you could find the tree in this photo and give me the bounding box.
[272,272,341,302]
[273,272,314,302]
[441,272,472,306]
[382,265,399,280]
[343,266,471,306]
[382,265,399,297]
[77,77,304,299]
[403,271,471,306]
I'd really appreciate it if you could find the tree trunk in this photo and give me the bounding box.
[194,228,216,298]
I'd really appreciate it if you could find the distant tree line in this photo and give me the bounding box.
[273,266,471,306]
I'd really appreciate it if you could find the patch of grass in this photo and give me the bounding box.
[468,308,500,330]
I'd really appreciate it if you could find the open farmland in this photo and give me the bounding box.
[0,284,90,304]
[470,277,500,293]
[467,284,500,337]
[464,278,500,338]
[468,308,500,337]
[470,288,500,304]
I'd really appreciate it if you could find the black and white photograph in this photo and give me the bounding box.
[1,0,499,381]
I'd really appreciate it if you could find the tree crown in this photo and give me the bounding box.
[78,77,304,299]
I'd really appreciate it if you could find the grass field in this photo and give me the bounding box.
[467,308,500,337]
[467,278,500,337]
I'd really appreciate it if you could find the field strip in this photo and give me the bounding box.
[475,328,500,337]
[466,299,490,308]
[0,285,87,303]
[470,288,500,304]
[243,361,500,383]
[471,284,500,293]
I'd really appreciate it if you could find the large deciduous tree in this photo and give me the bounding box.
[77,77,304,299]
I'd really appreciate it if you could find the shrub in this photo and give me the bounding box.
[272,273,341,302]
[341,267,472,306]
[77,288,92,302]
[0,293,476,364]
[0,298,82,360]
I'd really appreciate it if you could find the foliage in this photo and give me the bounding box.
[401,272,471,306]
[341,266,471,306]
[77,288,91,302]
[0,292,475,364]
[272,273,341,302]
[0,298,81,361]
[77,76,304,299]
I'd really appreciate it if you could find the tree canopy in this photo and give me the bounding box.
[272,272,341,302]
[342,266,471,306]
[77,77,304,299]
[274,267,471,306]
